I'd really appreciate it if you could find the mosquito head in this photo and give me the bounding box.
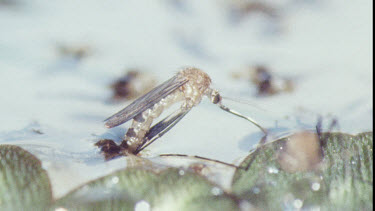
[208,89,222,105]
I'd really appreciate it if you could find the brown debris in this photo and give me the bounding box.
[188,163,208,174]
[232,65,294,96]
[57,44,92,60]
[231,1,279,19]
[277,131,323,173]
[31,129,44,135]
[95,139,127,160]
[110,69,157,101]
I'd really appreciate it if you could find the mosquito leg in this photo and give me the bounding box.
[316,116,323,139]
[159,153,240,169]
[218,104,268,135]
[242,135,268,171]
[328,118,339,132]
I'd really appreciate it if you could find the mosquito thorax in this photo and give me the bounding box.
[179,67,212,107]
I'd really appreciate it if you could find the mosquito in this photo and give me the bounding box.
[97,67,267,159]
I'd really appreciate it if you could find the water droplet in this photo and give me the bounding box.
[211,187,223,196]
[311,182,320,191]
[310,206,321,211]
[252,187,260,194]
[178,169,185,176]
[81,186,89,192]
[270,181,277,186]
[293,199,303,209]
[268,167,279,174]
[55,208,68,211]
[135,200,151,211]
[112,176,119,184]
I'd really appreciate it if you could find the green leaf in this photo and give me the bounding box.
[56,168,239,211]
[0,145,53,210]
[232,132,373,210]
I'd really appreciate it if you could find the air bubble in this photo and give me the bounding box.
[211,187,223,196]
[293,199,303,209]
[112,176,119,184]
[178,169,185,176]
[267,167,279,174]
[253,187,260,194]
[311,182,320,191]
[55,208,68,211]
[310,206,321,211]
[135,200,151,211]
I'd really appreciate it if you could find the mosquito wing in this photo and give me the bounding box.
[105,75,188,128]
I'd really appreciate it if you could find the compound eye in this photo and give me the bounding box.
[212,93,222,104]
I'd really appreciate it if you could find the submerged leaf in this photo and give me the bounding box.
[56,168,239,211]
[0,145,52,210]
[232,132,373,210]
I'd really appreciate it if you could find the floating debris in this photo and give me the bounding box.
[229,0,279,20]
[232,65,294,96]
[94,139,124,160]
[110,69,157,101]
[0,0,20,7]
[188,163,208,174]
[277,131,323,173]
[56,44,92,60]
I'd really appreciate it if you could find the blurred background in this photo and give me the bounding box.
[0,0,372,197]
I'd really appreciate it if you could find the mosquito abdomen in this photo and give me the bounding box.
[124,91,183,153]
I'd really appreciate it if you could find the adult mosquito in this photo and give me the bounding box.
[96,67,267,159]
